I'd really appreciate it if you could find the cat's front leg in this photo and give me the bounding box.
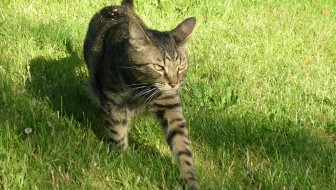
[102,101,131,152]
[155,102,200,190]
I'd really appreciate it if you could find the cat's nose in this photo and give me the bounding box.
[169,82,178,88]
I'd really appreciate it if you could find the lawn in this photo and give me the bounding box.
[1,0,335,189]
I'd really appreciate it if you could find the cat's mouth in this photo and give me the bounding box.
[158,86,180,95]
[161,89,177,95]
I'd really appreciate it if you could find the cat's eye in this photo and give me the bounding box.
[178,63,187,70]
[153,64,164,71]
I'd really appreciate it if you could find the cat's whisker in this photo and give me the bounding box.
[114,83,148,88]
[128,85,147,91]
[130,86,153,102]
[117,84,150,94]
[144,90,156,104]
[142,87,156,99]
[124,87,146,94]
[137,86,153,95]
[137,88,158,109]
[136,87,157,105]
[144,89,159,104]
[123,83,148,87]
[138,87,156,100]
[108,85,145,94]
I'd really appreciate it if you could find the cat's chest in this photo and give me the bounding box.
[105,88,180,114]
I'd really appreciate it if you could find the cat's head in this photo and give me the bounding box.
[127,17,196,93]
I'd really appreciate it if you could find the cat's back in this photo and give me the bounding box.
[89,4,134,37]
[83,3,143,65]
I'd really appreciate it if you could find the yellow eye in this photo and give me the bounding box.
[153,64,164,71]
[178,63,187,70]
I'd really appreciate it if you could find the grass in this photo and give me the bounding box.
[1,0,336,189]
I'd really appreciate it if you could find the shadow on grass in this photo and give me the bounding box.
[27,40,106,137]
[196,111,334,159]
[189,109,335,188]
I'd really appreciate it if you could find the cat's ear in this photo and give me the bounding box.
[129,19,152,50]
[171,17,196,45]
[122,0,134,10]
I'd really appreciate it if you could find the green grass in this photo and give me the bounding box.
[1,0,336,189]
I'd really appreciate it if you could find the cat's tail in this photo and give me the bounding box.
[121,0,134,10]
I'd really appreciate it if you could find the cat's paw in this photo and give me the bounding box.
[115,143,128,153]
[109,138,128,153]
[180,177,201,190]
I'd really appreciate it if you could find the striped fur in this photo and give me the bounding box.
[84,0,198,189]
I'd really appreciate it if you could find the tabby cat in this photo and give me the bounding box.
[83,0,199,189]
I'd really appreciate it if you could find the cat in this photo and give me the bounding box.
[83,0,199,189]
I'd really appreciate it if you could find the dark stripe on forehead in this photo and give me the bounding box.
[163,51,166,65]
[165,52,172,61]
[165,48,177,61]
[147,30,177,59]
[175,52,179,61]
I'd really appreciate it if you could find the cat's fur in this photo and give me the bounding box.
[83,0,199,189]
